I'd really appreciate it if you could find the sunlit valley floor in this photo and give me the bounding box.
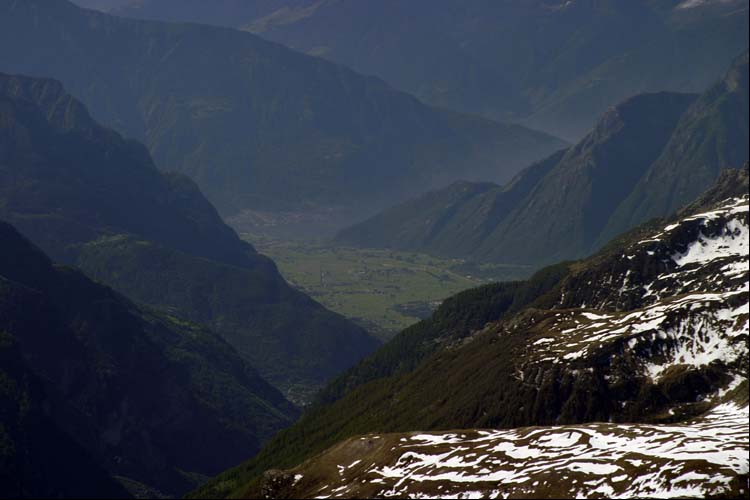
[241,232,531,340]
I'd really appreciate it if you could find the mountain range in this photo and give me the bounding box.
[336,52,749,268]
[2,2,748,498]
[94,0,749,141]
[193,165,750,498]
[0,0,565,227]
[0,71,379,404]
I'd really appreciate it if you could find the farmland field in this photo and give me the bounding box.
[243,235,532,340]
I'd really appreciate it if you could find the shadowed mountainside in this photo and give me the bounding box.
[0,71,379,402]
[0,220,299,497]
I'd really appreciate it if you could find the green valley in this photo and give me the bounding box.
[244,235,532,340]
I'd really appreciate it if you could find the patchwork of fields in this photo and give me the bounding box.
[244,235,532,340]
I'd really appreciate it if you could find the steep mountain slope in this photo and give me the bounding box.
[0,72,253,267]
[0,330,130,498]
[189,262,573,499]
[337,55,749,267]
[0,0,564,221]
[520,0,749,140]
[335,150,566,257]
[313,261,572,407]
[337,92,698,265]
[0,72,378,401]
[471,92,696,265]
[0,221,298,497]
[600,50,750,243]
[192,167,749,499]
[112,0,748,141]
[269,178,750,499]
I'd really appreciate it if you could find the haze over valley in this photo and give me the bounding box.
[1,1,748,498]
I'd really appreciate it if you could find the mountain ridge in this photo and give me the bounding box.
[599,50,750,244]
[105,0,748,141]
[0,0,565,222]
[0,70,379,402]
[335,91,698,264]
[0,219,299,497]
[335,53,749,268]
